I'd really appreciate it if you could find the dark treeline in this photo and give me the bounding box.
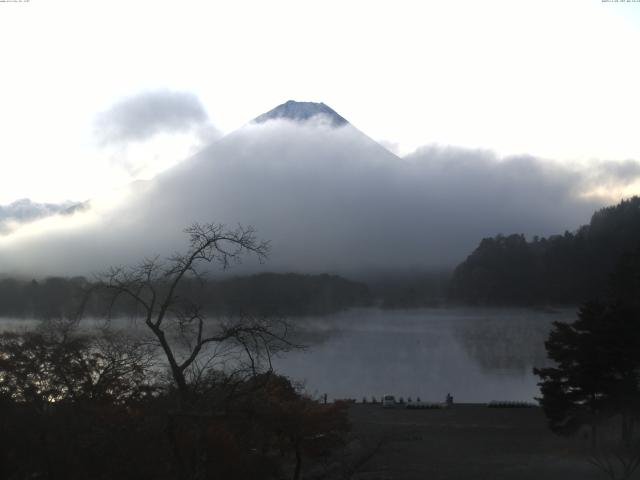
[0,323,350,480]
[0,271,455,319]
[202,273,371,316]
[449,196,640,305]
[533,235,640,479]
[365,270,451,308]
[0,276,88,319]
[0,273,372,319]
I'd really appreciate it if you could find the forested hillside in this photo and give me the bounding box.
[449,197,640,305]
[0,273,371,319]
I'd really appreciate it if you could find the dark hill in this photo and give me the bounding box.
[449,196,640,305]
[0,273,371,319]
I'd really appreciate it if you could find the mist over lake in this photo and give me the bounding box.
[273,307,573,403]
[0,306,571,404]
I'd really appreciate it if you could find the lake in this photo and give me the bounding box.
[272,307,575,403]
[0,307,574,404]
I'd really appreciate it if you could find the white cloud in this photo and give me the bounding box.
[0,199,85,235]
[94,90,213,145]
[1,0,640,206]
[1,119,625,278]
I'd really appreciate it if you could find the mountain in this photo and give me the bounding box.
[0,101,601,278]
[126,101,406,273]
[0,101,407,275]
[252,100,348,127]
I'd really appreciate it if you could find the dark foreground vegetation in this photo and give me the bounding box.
[0,322,350,480]
[533,248,640,480]
[347,403,597,480]
[0,223,355,480]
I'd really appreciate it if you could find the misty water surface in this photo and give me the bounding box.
[273,307,574,403]
[0,307,574,404]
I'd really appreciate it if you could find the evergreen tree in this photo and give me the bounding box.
[534,301,640,438]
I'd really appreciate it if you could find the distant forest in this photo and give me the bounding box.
[449,196,640,305]
[0,273,371,319]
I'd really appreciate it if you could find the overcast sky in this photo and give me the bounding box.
[1,0,640,205]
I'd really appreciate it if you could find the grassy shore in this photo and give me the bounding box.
[341,404,602,480]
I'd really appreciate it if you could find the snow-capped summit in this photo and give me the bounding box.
[252,100,348,127]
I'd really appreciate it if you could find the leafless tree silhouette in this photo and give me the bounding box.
[97,223,296,403]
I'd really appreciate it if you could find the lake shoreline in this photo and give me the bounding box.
[342,403,598,479]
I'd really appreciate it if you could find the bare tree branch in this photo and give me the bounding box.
[94,222,295,407]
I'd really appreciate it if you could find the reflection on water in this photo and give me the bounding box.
[274,307,575,403]
[451,310,561,374]
[0,307,576,403]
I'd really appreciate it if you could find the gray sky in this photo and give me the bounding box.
[1,0,640,276]
[1,0,640,205]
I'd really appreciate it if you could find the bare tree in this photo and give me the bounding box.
[97,222,294,404]
[587,414,640,480]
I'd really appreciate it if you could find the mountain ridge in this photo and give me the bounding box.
[252,100,348,127]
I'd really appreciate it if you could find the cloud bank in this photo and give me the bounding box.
[0,198,85,235]
[95,90,215,145]
[2,118,637,278]
[92,90,222,179]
